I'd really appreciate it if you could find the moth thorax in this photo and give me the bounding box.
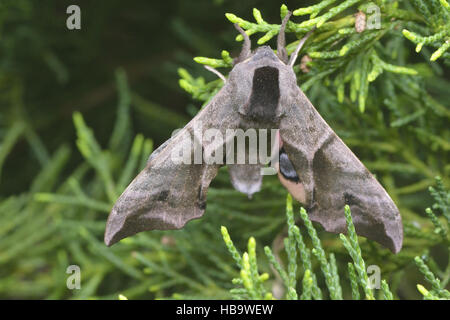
[243,66,280,123]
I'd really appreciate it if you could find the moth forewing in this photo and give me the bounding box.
[278,86,403,253]
[104,81,241,246]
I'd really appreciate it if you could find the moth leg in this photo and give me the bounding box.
[204,65,226,83]
[233,23,251,64]
[288,27,316,67]
[276,11,292,64]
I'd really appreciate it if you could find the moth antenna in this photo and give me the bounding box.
[204,65,226,83]
[277,11,292,64]
[234,23,251,63]
[288,26,316,68]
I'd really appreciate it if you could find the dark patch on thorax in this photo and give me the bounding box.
[244,66,280,122]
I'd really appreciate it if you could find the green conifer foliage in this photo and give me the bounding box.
[0,1,448,299]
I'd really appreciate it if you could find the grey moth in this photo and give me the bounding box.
[105,12,403,253]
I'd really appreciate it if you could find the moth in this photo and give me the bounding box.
[105,12,403,253]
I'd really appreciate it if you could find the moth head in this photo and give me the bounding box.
[232,10,312,68]
[249,46,281,63]
[233,46,288,73]
[232,11,292,67]
[206,13,313,119]
[206,12,314,91]
[227,11,313,95]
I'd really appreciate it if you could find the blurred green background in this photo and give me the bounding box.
[0,0,449,299]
